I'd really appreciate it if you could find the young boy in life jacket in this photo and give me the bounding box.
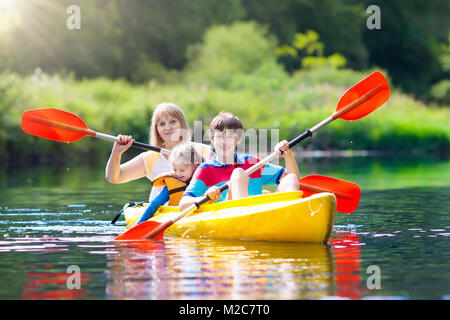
[136,143,205,224]
[179,112,300,209]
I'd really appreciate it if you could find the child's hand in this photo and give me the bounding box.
[274,140,291,158]
[205,186,221,202]
[113,134,134,155]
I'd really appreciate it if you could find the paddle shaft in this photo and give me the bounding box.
[26,113,170,154]
[288,82,384,148]
[94,132,170,154]
[242,83,386,179]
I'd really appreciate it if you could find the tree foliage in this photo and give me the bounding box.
[184,22,285,88]
[0,0,448,99]
[276,30,347,71]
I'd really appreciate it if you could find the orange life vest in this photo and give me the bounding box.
[151,172,187,206]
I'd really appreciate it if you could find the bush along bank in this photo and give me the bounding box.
[1,69,449,166]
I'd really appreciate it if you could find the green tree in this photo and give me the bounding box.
[362,0,450,98]
[184,21,285,88]
[243,0,368,69]
[431,32,450,103]
[0,0,247,81]
[276,30,347,71]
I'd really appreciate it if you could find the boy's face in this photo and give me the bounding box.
[210,129,241,158]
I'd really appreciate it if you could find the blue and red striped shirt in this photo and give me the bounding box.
[184,153,285,202]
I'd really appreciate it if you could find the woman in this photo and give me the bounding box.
[105,102,212,201]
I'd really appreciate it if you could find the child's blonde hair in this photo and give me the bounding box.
[149,102,191,147]
[169,143,205,167]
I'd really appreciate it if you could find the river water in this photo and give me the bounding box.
[0,156,449,299]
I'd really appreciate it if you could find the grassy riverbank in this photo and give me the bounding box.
[0,67,449,165]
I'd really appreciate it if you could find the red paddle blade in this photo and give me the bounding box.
[114,220,164,240]
[21,108,93,142]
[334,71,390,121]
[300,175,361,213]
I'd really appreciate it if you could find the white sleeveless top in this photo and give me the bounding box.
[140,142,213,201]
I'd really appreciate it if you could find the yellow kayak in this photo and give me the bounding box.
[123,191,336,243]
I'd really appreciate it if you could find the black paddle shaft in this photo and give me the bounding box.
[288,129,313,149]
[195,184,230,208]
[131,141,163,153]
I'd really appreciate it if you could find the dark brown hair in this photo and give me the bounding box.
[209,112,244,138]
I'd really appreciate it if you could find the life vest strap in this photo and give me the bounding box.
[168,185,187,195]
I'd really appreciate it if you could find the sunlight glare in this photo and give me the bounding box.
[0,0,16,11]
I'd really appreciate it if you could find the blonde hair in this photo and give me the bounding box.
[149,102,191,147]
[169,143,205,166]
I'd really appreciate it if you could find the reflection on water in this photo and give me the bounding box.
[0,228,366,300]
[0,157,449,299]
[300,155,450,191]
[10,233,364,300]
[22,271,89,299]
[329,231,363,299]
[105,239,335,300]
